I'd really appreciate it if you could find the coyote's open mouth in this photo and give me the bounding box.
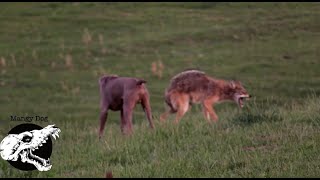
[235,94,250,108]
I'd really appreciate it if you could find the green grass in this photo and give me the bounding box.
[0,2,320,178]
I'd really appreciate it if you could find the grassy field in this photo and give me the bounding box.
[0,2,320,178]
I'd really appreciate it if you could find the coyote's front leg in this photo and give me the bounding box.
[202,100,218,123]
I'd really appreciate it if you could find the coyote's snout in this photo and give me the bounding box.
[160,70,251,124]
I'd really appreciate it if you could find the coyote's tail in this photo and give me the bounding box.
[164,90,177,113]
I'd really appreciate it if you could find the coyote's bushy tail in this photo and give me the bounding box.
[164,89,177,113]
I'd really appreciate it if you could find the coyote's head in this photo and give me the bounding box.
[229,81,251,108]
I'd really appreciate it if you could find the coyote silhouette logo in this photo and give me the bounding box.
[0,123,61,171]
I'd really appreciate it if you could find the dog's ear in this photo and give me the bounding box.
[136,79,147,85]
[229,80,236,89]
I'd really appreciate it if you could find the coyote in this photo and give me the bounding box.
[160,70,251,124]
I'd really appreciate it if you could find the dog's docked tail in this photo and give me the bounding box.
[136,79,147,85]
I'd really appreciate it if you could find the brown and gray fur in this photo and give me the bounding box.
[98,75,154,138]
[160,70,251,124]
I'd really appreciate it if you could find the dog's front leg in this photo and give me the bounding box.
[99,107,109,139]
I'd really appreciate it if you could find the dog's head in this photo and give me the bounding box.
[99,74,119,85]
[229,80,251,108]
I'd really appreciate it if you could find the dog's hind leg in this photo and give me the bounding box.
[121,100,135,135]
[120,109,126,133]
[141,92,154,129]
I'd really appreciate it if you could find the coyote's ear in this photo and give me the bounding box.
[229,80,236,89]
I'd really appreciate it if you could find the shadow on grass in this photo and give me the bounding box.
[232,109,283,126]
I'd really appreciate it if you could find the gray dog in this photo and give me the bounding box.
[98,75,154,138]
